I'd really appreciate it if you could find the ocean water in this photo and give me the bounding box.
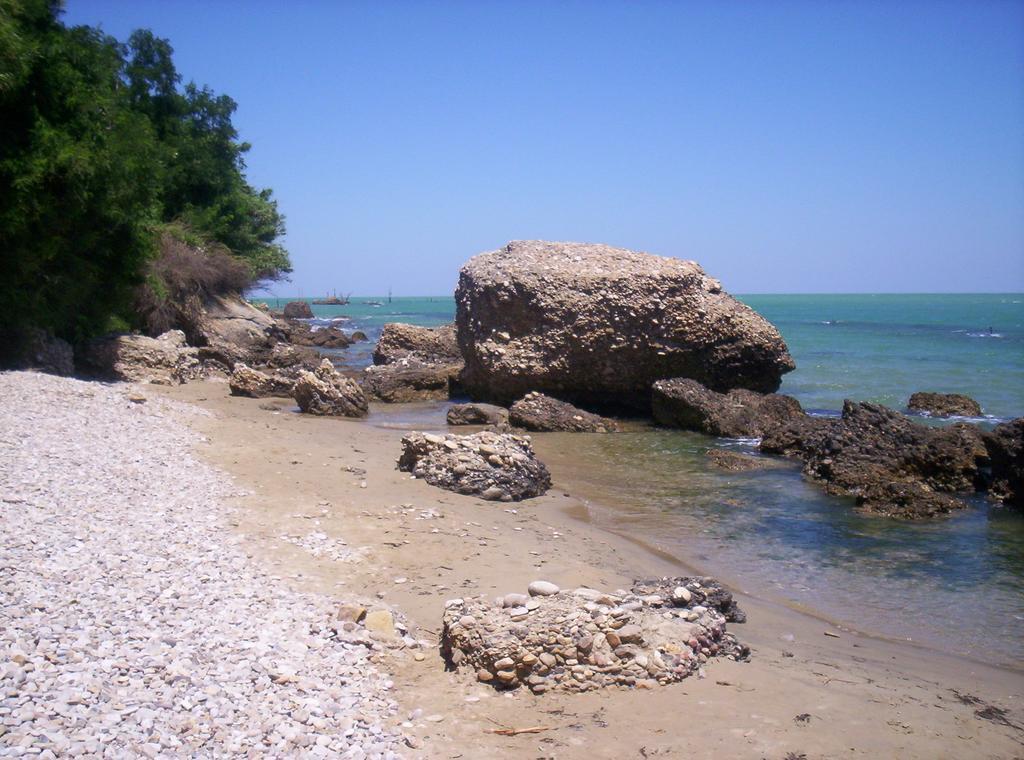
[259,293,1024,663]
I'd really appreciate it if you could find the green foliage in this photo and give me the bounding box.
[0,1,290,345]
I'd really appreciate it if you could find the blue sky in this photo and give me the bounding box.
[64,1,1024,295]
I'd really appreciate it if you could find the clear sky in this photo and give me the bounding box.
[64,0,1024,296]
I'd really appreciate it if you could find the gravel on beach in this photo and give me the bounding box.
[0,372,404,758]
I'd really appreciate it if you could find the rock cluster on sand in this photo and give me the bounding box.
[908,392,983,418]
[441,577,748,694]
[81,330,202,385]
[283,300,314,319]
[652,377,804,438]
[228,363,297,398]
[362,359,458,403]
[761,401,988,518]
[398,430,550,501]
[0,372,404,756]
[293,359,369,417]
[455,240,794,407]
[509,392,618,433]
[446,402,509,426]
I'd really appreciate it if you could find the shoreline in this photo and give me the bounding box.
[158,379,1024,758]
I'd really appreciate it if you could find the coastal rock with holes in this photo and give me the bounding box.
[652,378,804,438]
[908,392,983,418]
[447,403,510,426]
[509,392,618,433]
[228,363,296,398]
[362,359,460,402]
[293,359,369,417]
[81,330,202,385]
[441,577,748,694]
[373,323,461,366]
[398,430,550,501]
[455,240,794,407]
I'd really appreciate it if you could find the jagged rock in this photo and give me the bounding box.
[509,392,618,433]
[283,301,314,319]
[81,330,201,385]
[264,343,321,371]
[441,577,747,694]
[705,449,787,472]
[373,323,460,366]
[652,378,803,438]
[361,360,459,402]
[447,403,509,426]
[761,401,988,518]
[293,359,368,417]
[908,392,983,418]
[228,364,296,398]
[1,327,74,376]
[985,419,1023,507]
[455,241,794,407]
[398,430,550,501]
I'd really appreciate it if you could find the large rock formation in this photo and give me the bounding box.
[81,330,201,385]
[193,295,281,367]
[984,419,1023,507]
[907,392,983,418]
[509,392,618,433]
[361,360,459,403]
[441,577,747,694]
[455,241,794,407]
[228,364,296,398]
[398,431,550,501]
[761,401,988,518]
[293,359,368,417]
[373,323,460,366]
[652,378,804,438]
[283,300,314,319]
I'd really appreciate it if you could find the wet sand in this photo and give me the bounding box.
[160,379,1024,758]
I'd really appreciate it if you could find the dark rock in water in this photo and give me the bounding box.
[361,360,459,402]
[984,418,1023,508]
[509,392,619,433]
[652,378,803,438]
[908,392,982,418]
[293,359,368,417]
[761,401,989,518]
[631,576,747,624]
[228,364,296,398]
[398,430,550,501]
[283,301,314,319]
[705,449,786,472]
[373,323,460,366]
[455,240,794,407]
[350,330,368,342]
[447,402,509,426]
[285,322,352,349]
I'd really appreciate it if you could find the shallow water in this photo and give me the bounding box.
[260,293,1024,663]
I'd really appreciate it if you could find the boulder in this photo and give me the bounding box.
[284,321,353,349]
[984,419,1023,507]
[264,343,321,371]
[1,327,74,376]
[293,359,368,417]
[373,323,460,366]
[652,378,803,438]
[705,449,787,472]
[509,392,618,433]
[194,295,280,365]
[361,360,460,402]
[908,392,983,418]
[81,330,201,385]
[761,401,989,518]
[447,403,509,426]
[228,364,296,398]
[283,300,314,319]
[441,576,747,694]
[398,430,551,501]
[455,241,794,407]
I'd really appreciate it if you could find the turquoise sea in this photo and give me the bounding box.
[259,294,1024,664]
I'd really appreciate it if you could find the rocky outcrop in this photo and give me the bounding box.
[361,360,459,403]
[652,378,803,438]
[81,330,201,385]
[705,449,787,472]
[228,364,296,398]
[509,392,618,433]
[398,431,550,501]
[455,241,794,407]
[283,301,314,319]
[1,327,74,376]
[284,322,353,349]
[447,403,509,426]
[293,359,368,417]
[984,419,1023,507]
[373,323,460,366]
[193,295,280,367]
[761,401,989,518]
[441,577,747,694]
[908,392,983,418]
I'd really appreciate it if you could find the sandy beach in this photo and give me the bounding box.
[149,377,1023,758]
